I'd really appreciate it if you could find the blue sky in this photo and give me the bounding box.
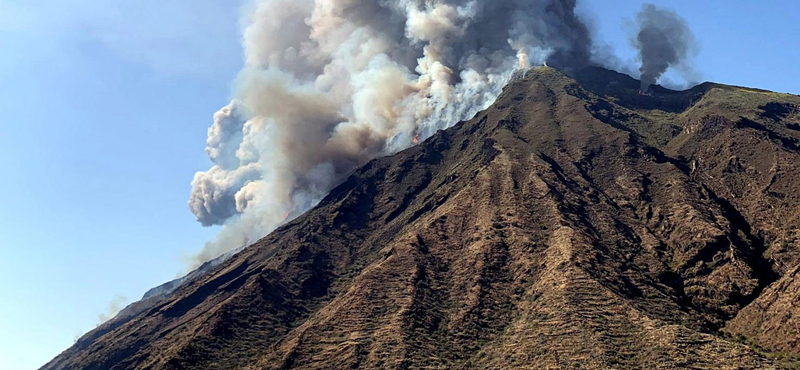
[0,1,797,369]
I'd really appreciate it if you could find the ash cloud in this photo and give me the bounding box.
[633,3,698,91]
[187,0,599,266]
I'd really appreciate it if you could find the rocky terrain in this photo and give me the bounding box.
[43,66,800,369]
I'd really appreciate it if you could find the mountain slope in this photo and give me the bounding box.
[43,67,800,370]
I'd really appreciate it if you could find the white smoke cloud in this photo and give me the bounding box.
[97,295,127,325]
[188,0,594,267]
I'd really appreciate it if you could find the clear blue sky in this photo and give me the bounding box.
[0,1,797,369]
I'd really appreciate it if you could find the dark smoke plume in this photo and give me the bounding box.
[187,0,596,266]
[633,3,697,91]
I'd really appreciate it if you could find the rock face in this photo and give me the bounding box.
[42,67,800,370]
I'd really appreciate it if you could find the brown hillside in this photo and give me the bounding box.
[43,67,800,370]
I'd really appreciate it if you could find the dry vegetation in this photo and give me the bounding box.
[43,67,800,370]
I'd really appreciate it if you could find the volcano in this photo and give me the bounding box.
[43,67,800,369]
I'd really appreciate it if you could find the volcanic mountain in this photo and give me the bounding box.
[44,67,800,369]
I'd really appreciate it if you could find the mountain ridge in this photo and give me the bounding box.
[44,66,800,370]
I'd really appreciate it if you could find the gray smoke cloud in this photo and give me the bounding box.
[97,296,128,325]
[633,3,697,91]
[188,0,596,267]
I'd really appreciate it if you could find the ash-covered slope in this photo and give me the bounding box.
[43,67,800,370]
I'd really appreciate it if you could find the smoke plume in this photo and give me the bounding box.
[188,0,596,266]
[633,3,697,92]
[97,296,128,325]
